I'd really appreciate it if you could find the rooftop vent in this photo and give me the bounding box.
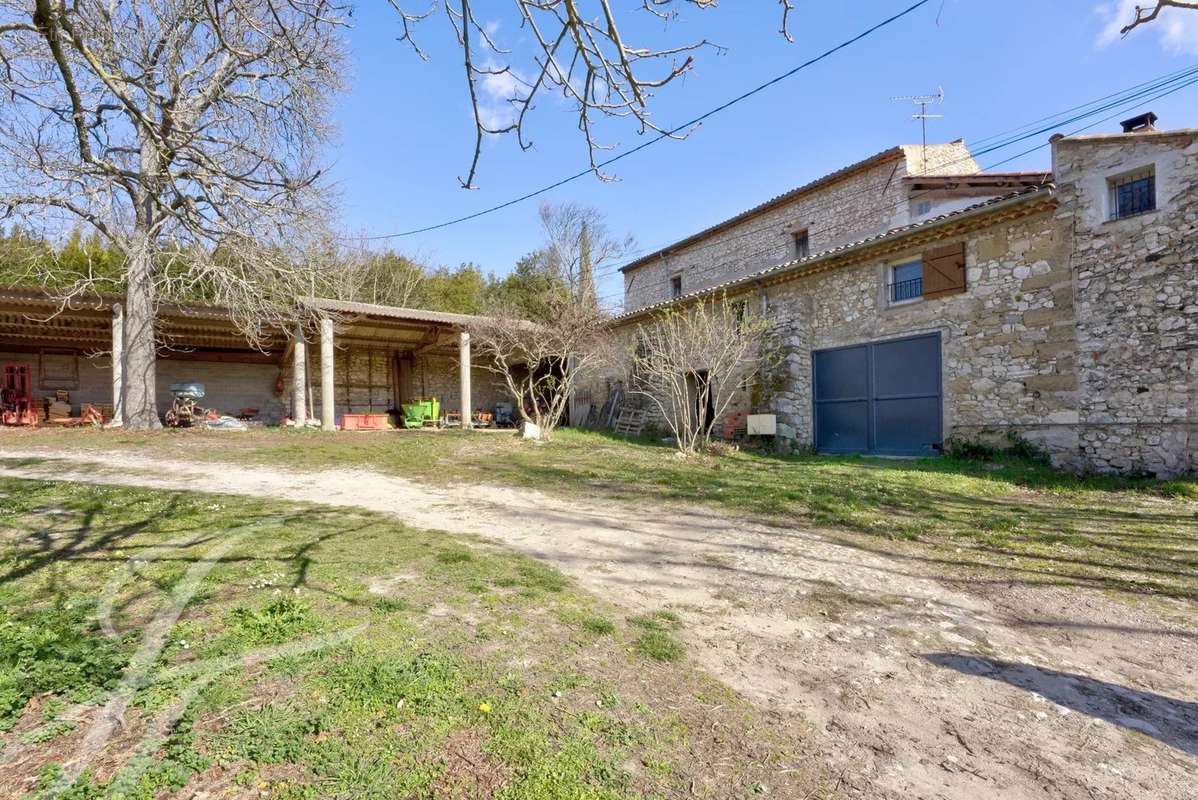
[1120,112,1158,133]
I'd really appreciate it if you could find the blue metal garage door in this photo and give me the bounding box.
[813,332,942,456]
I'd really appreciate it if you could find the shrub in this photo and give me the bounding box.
[1003,432,1052,465]
[943,436,998,461]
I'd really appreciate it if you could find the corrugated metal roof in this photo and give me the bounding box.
[0,287,241,322]
[618,145,907,273]
[612,184,1055,323]
[0,289,496,328]
[305,298,490,326]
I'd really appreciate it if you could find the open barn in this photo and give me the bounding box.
[0,289,509,429]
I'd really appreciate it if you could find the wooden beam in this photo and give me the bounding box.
[159,350,281,364]
[412,325,444,356]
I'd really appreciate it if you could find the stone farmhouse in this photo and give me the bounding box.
[604,113,1196,477]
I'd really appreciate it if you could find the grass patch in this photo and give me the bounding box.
[11,427,1195,601]
[0,478,806,798]
[628,610,682,633]
[0,603,131,729]
[579,616,616,636]
[633,631,685,663]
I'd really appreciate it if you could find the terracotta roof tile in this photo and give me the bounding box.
[612,184,1055,323]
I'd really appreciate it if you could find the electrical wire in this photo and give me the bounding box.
[359,0,935,240]
[592,70,1198,311]
[587,64,1198,287]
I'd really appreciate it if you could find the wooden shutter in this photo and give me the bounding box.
[922,241,966,299]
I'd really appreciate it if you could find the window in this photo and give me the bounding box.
[730,299,747,332]
[670,273,683,299]
[793,229,810,259]
[916,200,932,216]
[889,259,923,304]
[1109,167,1155,220]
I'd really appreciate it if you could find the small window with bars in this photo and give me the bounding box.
[670,273,683,299]
[1108,167,1156,220]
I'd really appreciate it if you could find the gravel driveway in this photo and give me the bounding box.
[2,447,1195,799]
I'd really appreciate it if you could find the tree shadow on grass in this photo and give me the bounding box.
[923,653,1198,756]
[0,483,384,615]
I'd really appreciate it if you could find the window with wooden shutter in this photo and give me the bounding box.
[921,241,966,299]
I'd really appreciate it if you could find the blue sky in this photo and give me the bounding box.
[330,0,1198,306]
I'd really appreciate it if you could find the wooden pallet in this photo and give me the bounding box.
[612,407,646,437]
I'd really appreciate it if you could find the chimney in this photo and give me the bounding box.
[1120,112,1158,133]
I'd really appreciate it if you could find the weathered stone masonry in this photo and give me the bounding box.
[1054,131,1197,476]
[606,129,1196,476]
[759,203,1083,466]
[622,143,979,311]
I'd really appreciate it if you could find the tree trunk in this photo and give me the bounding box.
[123,234,161,430]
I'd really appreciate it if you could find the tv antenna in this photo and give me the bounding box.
[892,87,944,173]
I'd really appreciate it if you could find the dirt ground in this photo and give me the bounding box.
[2,446,1195,800]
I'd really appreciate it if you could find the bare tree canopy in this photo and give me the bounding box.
[0,0,346,428]
[388,1,797,186]
[308,237,426,308]
[625,295,770,453]
[1120,1,1198,35]
[538,202,633,309]
[469,297,608,440]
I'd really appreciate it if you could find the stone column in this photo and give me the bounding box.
[110,303,124,427]
[292,323,307,425]
[459,331,472,429]
[320,317,335,431]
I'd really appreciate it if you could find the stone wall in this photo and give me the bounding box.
[1054,130,1198,476]
[409,353,509,416]
[622,141,979,312]
[760,207,1083,464]
[602,130,1196,476]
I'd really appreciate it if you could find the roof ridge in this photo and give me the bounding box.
[619,144,909,273]
[612,184,1054,322]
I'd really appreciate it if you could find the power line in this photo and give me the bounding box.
[586,63,1198,286]
[967,62,1198,149]
[591,70,1198,311]
[360,0,934,241]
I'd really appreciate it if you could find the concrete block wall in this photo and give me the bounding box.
[156,359,285,423]
[0,350,113,415]
[0,350,286,423]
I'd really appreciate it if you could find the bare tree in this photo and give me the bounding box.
[1120,1,1198,35]
[388,1,797,186]
[314,239,426,308]
[538,202,632,308]
[469,297,608,440]
[625,295,769,454]
[0,0,346,428]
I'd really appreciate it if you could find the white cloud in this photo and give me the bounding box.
[1095,1,1198,55]
[475,61,523,131]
